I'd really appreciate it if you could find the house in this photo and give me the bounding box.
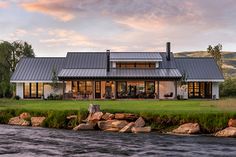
[10,42,224,100]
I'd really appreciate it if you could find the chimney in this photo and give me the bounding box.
[166,42,171,61]
[106,50,110,72]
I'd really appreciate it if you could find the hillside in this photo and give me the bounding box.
[175,51,236,77]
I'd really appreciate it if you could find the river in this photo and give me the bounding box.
[0,124,235,157]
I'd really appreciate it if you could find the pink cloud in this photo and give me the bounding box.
[0,1,9,8]
[21,0,75,22]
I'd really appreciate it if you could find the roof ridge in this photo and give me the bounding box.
[175,57,214,59]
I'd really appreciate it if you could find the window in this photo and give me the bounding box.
[24,83,43,98]
[116,62,155,69]
[188,82,212,98]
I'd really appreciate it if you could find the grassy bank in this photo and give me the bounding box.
[0,98,236,133]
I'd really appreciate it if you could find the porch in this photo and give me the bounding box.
[62,80,177,100]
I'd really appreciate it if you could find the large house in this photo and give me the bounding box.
[10,43,224,100]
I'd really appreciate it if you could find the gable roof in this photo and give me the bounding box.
[175,57,224,81]
[64,52,107,69]
[11,57,65,82]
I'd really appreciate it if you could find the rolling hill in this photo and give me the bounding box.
[174,51,236,77]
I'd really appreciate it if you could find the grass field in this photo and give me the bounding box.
[0,98,236,114]
[1,98,236,132]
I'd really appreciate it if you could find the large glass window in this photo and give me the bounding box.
[146,81,155,98]
[24,83,30,98]
[23,83,43,98]
[188,82,212,98]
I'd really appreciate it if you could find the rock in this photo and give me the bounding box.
[115,113,137,120]
[134,117,145,127]
[88,112,104,122]
[131,126,151,133]
[172,123,200,134]
[73,123,94,131]
[102,113,114,120]
[112,120,129,129]
[215,127,236,137]
[119,122,135,133]
[98,120,115,130]
[124,113,138,121]
[19,112,31,120]
[66,115,77,120]
[31,117,46,127]
[88,104,100,113]
[8,117,30,126]
[115,113,125,120]
[228,119,236,127]
[105,128,120,132]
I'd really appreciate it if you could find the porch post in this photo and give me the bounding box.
[175,80,177,99]
[157,81,160,99]
[62,80,65,99]
[93,81,95,99]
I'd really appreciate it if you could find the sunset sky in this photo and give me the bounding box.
[1,0,236,57]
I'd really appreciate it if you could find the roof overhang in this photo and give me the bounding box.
[10,80,63,83]
[186,79,224,82]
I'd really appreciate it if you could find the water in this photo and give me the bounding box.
[0,125,235,157]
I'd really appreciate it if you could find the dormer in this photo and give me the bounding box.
[110,52,162,69]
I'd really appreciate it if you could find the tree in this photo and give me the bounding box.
[207,44,223,71]
[51,65,59,93]
[0,40,35,97]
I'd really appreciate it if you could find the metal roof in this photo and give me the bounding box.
[175,57,224,81]
[64,52,107,69]
[108,69,182,78]
[58,69,107,77]
[11,57,65,82]
[110,52,162,61]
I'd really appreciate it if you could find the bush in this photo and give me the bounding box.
[220,77,236,97]
[14,95,21,100]
[47,94,63,100]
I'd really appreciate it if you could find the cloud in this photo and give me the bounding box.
[21,0,75,21]
[0,1,9,8]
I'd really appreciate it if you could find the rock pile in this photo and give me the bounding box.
[8,112,45,127]
[73,104,152,133]
[172,123,200,134]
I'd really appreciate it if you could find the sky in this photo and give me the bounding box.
[0,0,236,57]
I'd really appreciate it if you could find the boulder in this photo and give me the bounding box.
[66,115,77,120]
[172,123,200,134]
[102,113,114,120]
[115,113,125,120]
[73,123,94,131]
[228,119,236,127]
[111,120,129,129]
[215,127,236,137]
[31,117,46,127]
[8,117,30,126]
[134,117,145,127]
[105,128,120,132]
[98,120,115,130]
[88,112,104,122]
[119,122,135,133]
[131,126,151,133]
[19,112,31,120]
[124,113,138,121]
[114,113,137,120]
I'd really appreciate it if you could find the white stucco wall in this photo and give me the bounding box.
[44,83,63,98]
[177,83,188,99]
[159,81,176,99]
[16,83,23,99]
[212,82,220,99]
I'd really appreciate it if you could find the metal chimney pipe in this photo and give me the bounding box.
[106,50,110,72]
[166,42,171,61]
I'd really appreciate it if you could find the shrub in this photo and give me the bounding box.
[14,95,21,100]
[220,77,236,97]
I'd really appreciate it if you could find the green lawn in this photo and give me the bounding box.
[0,98,236,114]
